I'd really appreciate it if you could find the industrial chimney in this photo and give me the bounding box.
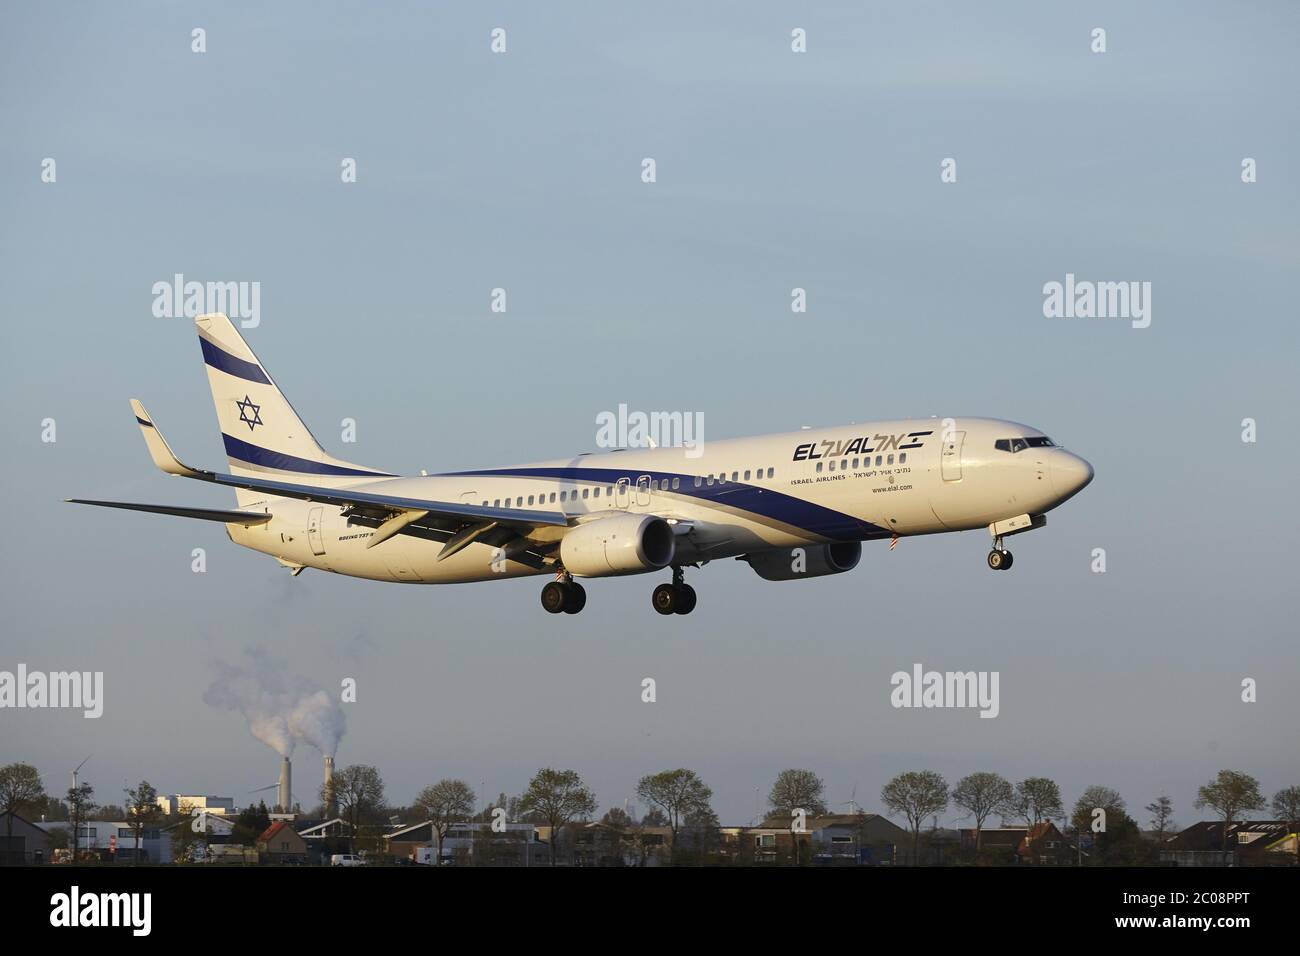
[323,755,336,817]
[278,755,292,813]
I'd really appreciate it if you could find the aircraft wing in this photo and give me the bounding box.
[98,400,570,537]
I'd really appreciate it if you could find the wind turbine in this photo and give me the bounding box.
[71,754,91,793]
[840,783,861,816]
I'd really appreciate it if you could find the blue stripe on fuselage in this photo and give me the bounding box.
[200,336,271,384]
[442,466,883,541]
[222,433,393,477]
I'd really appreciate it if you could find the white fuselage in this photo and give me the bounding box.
[226,417,1093,584]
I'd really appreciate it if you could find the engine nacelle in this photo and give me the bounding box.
[560,514,677,577]
[744,542,861,581]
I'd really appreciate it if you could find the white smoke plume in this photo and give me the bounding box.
[204,648,345,757]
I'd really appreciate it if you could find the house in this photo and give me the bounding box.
[257,821,307,863]
[40,819,174,863]
[960,823,1078,865]
[1,812,52,864]
[738,814,906,865]
[1161,821,1298,866]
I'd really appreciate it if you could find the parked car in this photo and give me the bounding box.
[330,854,367,867]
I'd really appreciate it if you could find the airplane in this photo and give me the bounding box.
[69,313,1094,616]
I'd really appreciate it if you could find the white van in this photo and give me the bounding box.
[330,854,367,867]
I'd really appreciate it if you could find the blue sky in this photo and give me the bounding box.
[2,2,1297,826]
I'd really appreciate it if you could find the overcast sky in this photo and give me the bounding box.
[2,2,1297,827]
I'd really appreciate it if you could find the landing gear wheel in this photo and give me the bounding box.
[674,584,697,615]
[652,583,678,615]
[562,582,586,614]
[541,581,568,613]
[987,549,1013,571]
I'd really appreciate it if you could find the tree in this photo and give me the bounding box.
[517,768,596,865]
[636,769,715,864]
[0,763,46,865]
[766,769,826,865]
[1070,786,1126,833]
[1070,786,1128,865]
[952,772,1013,852]
[1005,777,1064,829]
[880,771,949,865]
[641,807,668,827]
[601,806,632,828]
[1194,770,1265,857]
[1145,794,1176,839]
[326,765,386,854]
[1270,786,1300,864]
[415,779,476,863]
[123,781,160,864]
[66,783,96,859]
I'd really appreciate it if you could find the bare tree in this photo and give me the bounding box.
[1194,770,1265,858]
[327,765,386,854]
[636,769,714,864]
[1270,785,1300,864]
[880,771,949,865]
[123,780,160,864]
[66,783,96,859]
[1145,794,1176,839]
[0,763,46,865]
[952,772,1012,852]
[414,779,476,863]
[517,768,596,865]
[1005,777,1064,829]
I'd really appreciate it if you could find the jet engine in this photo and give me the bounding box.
[560,513,676,577]
[744,542,861,581]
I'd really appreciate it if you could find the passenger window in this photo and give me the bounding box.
[816,462,823,473]
[875,455,882,466]
[744,470,751,481]
[482,500,488,507]
[694,476,702,488]
[493,499,500,508]
[593,488,600,498]
[582,488,589,499]
[899,453,906,464]
[707,476,715,486]
[516,497,523,506]
[528,495,534,505]
[887,454,894,465]
[829,460,836,471]
[852,458,859,469]
[766,467,774,478]
[731,471,738,482]
[672,477,680,490]
[549,493,556,503]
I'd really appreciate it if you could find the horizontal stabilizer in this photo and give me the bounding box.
[67,499,272,525]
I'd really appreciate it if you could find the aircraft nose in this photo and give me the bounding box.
[1051,453,1094,499]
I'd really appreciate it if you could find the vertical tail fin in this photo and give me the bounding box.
[194,314,391,504]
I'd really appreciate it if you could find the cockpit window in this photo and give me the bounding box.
[995,436,1055,453]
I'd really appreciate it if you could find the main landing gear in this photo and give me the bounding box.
[541,574,586,614]
[652,567,697,615]
[987,536,1014,571]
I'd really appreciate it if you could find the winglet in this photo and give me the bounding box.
[130,399,203,477]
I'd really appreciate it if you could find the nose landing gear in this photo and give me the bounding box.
[652,567,697,615]
[541,573,586,614]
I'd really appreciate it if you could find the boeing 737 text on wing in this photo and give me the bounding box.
[70,314,1094,615]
